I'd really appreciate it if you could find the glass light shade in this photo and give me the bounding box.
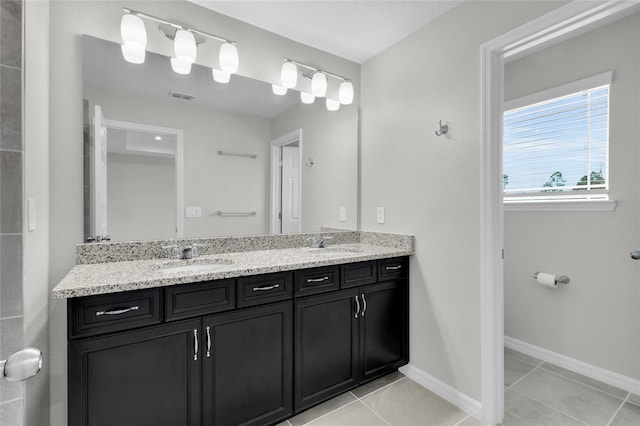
[212,69,231,84]
[171,57,192,75]
[219,43,239,74]
[280,62,298,89]
[300,92,315,104]
[311,72,327,97]
[121,42,146,64]
[326,99,340,111]
[120,14,147,48]
[174,30,197,64]
[272,84,287,96]
[339,81,354,105]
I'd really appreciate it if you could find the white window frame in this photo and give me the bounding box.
[503,71,616,212]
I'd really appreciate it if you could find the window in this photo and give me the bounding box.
[503,72,612,206]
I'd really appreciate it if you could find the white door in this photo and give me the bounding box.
[281,146,300,233]
[91,105,108,240]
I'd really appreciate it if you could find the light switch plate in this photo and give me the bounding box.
[377,207,385,224]
[185,207,202,218]
[339,207,346,222]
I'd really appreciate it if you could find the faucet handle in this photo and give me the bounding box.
[191,244,205,258]
[162,245,181,260]
[319,236,333,248]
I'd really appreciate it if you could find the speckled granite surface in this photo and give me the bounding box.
[53,240,413,298]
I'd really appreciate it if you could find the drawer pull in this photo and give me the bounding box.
[307,276,329,283]
[206,326,212,358]
[253,284,280,292]
[385,265,402,271]
[95,305,139,316]
[354,296,360,319]
[193,329,199,361]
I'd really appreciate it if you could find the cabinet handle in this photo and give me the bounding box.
[307,276,329,283]
[354,296,360,319]
[361,294,367,317]
[252,284,280,291]
[193,329,199,361]
[385,265,402,270]
[95,305,139,316]
[206,326,212,358]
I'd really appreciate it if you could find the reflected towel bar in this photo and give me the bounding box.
[217,150,257,159]
[216,210,257,216]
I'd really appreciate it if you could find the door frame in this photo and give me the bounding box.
[269,129,303,234]
[103,119,185,238]
[479,1,640,424]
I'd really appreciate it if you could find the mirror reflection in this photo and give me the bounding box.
[82,36,358,242]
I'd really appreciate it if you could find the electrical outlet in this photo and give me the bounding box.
[185,207,202,218]
[377,207,385,224]
[339,207,346,222]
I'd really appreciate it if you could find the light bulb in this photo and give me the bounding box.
[281,62,298,89]
[174,29,196,64]
[121,43,145,64]
[300,92,315,104]
[120,14,146,64]
[272,84,287,96]
[311,72,327,97]
[171,57,192,75]
[212,69,231,84]
[219,43,239,74]
[339,81,354,105]
[326,98,340,111]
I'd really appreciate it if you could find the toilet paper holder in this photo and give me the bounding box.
[533,272,570,285]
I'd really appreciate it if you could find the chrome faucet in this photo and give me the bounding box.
[307,235,332,248]
[182,244,204,259]
[162,245,181,260]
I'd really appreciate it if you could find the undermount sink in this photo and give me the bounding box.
[156,258,234,274]
[302,247,363,255]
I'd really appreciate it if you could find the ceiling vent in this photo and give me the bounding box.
[169,91,195,100]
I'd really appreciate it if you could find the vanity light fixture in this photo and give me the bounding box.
[300,92,315,104]
[326,99,340,112]
[280,60,298,89]
[212,69,231,84]
[311,72,328,98]
[120,8,239,78]
[272,84,287,96]
[338,81,354,105]
[154,136,162,141]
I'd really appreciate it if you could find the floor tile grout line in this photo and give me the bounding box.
[508,388,594,426]
[504,363,541,391]
[505,352,544,369]
[537,364,629,401]
[351,390,392,426]
[0,397,23,405]
[355,376,407,400]
[605,392,630,426]
[301,398,361,426]
[452,414,471,426]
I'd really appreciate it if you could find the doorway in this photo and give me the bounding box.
[270,129,303,234]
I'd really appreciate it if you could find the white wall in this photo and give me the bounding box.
[504,13,640,380]
[272,102,359,232]
[360,0,565,401]
[87,88,272,238]
[107,153,176,241]
[47,2,360,424]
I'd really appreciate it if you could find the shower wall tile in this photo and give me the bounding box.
[0,65,22,151]
[0,234,22,318]
[0,317,23,360]
[0,0,22,68]
[0,150,22,233]
[0,398,24,426]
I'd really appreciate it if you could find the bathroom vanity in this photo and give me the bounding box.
[54,232,413,426]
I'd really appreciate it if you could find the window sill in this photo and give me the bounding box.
[504,199,617,212]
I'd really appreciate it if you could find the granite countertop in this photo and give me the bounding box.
[52,243,413,299]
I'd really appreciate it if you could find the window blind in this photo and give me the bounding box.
[503,85,609,198]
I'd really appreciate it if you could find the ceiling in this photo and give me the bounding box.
[189,1,463,64]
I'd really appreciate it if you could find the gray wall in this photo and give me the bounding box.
[360,0,565,400]
[504,13,640,379]
[272,102,359,233]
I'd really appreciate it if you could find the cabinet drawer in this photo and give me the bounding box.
[68,289,162,338]
[341,261,377,289]
[237,272,293,308]
[378,257,409,281]
[295,266,340,296]
[165,279,236,321]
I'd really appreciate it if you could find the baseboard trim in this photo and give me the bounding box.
[505,336,640,395]
[399,364,482,419]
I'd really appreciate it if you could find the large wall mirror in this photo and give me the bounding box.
[82,36,358,243]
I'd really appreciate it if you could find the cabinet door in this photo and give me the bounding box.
[294,288,359,412]
[359,280,408,382]
[202,301,293,426]
[68,319,201,426]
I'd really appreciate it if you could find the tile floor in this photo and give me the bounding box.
[276,349,640,425]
